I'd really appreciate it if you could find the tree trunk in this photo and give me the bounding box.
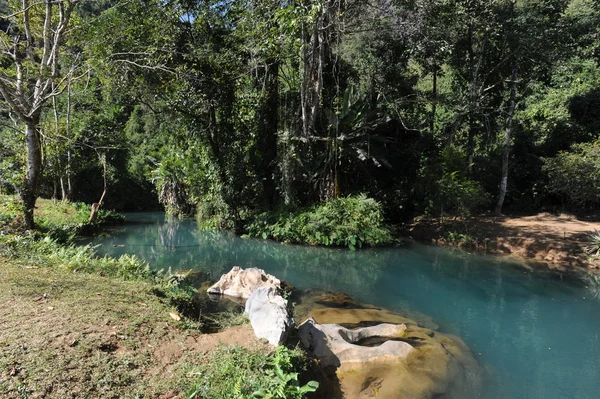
[256,60,279,209]
[21,118,42,229]
[495,56,518,216]
[430,63,437,134]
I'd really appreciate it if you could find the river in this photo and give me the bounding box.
[87,212,600,399]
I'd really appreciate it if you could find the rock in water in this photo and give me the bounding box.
[245,286,294,346]
[294,291,482,399]
[207,266,281,299]
[298,317,413,367]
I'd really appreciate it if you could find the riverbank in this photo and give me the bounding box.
[407,213,600,272]
[0,198,317,398]
[0,258,267,398]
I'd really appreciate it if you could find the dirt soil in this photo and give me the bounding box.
[0,259,265,399]
[408,213,600,271]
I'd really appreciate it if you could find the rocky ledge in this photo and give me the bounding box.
[207,268,481,399]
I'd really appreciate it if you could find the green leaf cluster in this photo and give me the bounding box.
[187,346,318,399]
[246,195,393,250]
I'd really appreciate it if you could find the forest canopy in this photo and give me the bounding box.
[0,0,599,229]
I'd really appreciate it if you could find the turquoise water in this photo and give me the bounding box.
[89,213,600,399]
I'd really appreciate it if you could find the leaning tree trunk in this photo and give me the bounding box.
[21,117,42,229]
[495,56,518,216]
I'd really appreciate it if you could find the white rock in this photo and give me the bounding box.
[245,286,294,346]
[298,317,413,367]
[207,266,281,299]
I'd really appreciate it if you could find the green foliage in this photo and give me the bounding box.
[420,149,491,217]
[584,230,600,258]
[187,346,318,399]
[444,231,478,249]
[543,142,600,209]
[0,195,124,241]
[203,310,249,331]
[436,172,490,217]
[246,195,393,250]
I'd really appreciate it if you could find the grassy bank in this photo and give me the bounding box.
[0,197,318,398]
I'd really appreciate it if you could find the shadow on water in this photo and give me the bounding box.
[87,212,600,399]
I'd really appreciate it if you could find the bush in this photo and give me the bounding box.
[435,171,490,217]
[418,148,491,218]
[187,346,318,399]
[246,195,393,249]
[543,142,600,209]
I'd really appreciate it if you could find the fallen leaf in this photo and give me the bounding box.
[136,302,147,307]
[169,312,181,321]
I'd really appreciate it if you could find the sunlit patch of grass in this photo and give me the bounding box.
[0,261,196,398]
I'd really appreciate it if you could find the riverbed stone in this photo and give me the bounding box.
[298,317,412,367]
[207,266,282,299]
[295,291,482,399]
[244,286,294,346]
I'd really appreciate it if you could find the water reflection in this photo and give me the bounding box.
[88,213,600,399]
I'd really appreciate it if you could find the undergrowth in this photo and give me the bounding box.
[0,195,124,240]
[245,194,393,250]
[187,346,318,399]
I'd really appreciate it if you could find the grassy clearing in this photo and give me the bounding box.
[0,259,203,398]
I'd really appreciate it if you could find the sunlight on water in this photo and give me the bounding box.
[88,213,600,399]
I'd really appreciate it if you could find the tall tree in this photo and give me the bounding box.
[0,0,79,228]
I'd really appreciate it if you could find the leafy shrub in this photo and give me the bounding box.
[584,230,600,258]
[435,171,490,217]
[543,142,600,209]
[246,195,393,249]
[418,148,491,218]
[187,346,318,399]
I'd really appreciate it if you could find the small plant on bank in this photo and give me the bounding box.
[444,231,478,248]
[246,194,393,250]
[584,230,600,258]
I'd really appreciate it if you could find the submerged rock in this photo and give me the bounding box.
[245,286,294,346]
[207,266,281,299]
[296,291,482,399]
[298,317,413,367]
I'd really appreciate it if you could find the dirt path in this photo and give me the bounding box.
[0,259,264,398]
[408,213,600,271]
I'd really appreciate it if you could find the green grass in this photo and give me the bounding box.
[0,259,201,398]
[186,346,318,399]
[0,194,124,240]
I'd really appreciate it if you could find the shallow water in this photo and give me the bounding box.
[88,213,600,399]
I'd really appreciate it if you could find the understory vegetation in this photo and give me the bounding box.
[187,346,319,399]
[246,195,393,249]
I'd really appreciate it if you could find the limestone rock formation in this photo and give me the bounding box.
[245,286,294,346]
[207,266,281,299]
[294,291,482,399]
[298,317,413,367]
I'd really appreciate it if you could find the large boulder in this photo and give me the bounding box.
[294,291,482,399]
[298,317,413,367]
[207,266,281,299]
[244,286,294,346]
